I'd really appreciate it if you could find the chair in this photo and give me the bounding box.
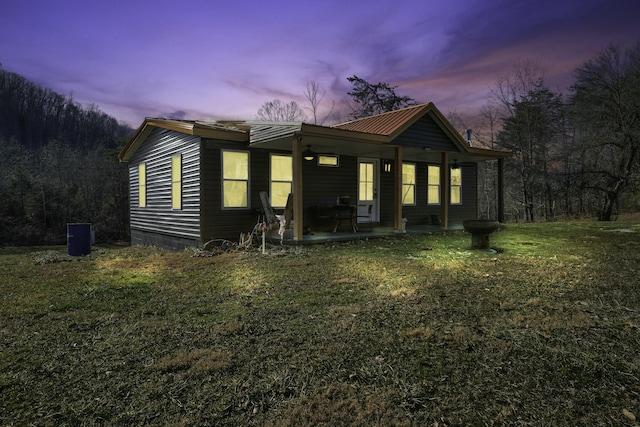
[333,196,357,233]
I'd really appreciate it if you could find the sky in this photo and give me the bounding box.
[2,0,640,128]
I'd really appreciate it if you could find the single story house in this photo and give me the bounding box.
[118,103,511,250]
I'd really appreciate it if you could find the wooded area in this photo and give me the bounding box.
[460,43,640,222]
[1,40,638,245]
[0,65,132,245]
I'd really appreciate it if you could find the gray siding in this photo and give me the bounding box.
[128,128,201,249]
[394,114,459,151]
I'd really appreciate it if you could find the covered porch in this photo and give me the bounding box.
[235,103,511,243]
[268,222,466,245]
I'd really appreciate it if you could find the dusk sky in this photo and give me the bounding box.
[2,0,639,127]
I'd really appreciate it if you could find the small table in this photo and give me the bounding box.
[333,205,358,233]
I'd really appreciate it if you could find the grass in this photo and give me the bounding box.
[1,219,640,426]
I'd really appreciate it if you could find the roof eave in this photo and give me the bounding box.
[119,118,247,163]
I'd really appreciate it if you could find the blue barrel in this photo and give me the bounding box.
[67,223,91,256]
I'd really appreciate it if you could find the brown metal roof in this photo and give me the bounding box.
[331,103,432,136]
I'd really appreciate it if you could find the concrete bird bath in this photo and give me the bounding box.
[463,220,500,249]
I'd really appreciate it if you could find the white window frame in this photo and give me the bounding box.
[402,163,416,206]
[138,163,146,208]
[427,165,440,205]
[171,154,182,210]
[221,150,250,209]
[270,153,292,208]
[450,167,462,205]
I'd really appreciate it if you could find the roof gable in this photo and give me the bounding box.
[332,103,431,138]
[119,118,248,162]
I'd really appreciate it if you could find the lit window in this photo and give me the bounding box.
[138,163,146,208]
[359,162,374,201]
[222,150,249,208]
[318,155,339,167]
[171,155,182,209]
[402,163,416,205]
[451,167,462,205]
[427,165,440,205]
[270,154,292,208]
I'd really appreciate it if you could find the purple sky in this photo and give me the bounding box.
[2,0,639,127]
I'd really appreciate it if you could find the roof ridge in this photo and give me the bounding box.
[331,103,430,128]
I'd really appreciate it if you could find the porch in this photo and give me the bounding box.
[267,222,465,245]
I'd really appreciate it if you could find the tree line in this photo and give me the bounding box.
[480,42,640,222]
[2,39,638,247]
[0,65,132,245]
[255,42,640,223]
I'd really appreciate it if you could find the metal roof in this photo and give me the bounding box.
[331,103,432,137]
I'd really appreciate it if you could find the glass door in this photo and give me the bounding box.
[357,158,379,223]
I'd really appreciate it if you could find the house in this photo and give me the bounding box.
[118,103,511,250]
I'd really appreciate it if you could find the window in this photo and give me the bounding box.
[427,165,440,205]
[270,154,292,208]
[318,154,339,167]
[359,161,375,201]
[171,155,182,209]
[138,163,146,207]
[402,163,416,205]
[222,150,249,208]
[450,167,462,205]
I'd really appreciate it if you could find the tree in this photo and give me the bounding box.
[346,75,417,119]
[303,81,335,125]
[570,42,640,221]
[255,99,307,122]
[492,60,566,222]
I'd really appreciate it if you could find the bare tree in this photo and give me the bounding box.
[255,99,307,122]
[570,42,640,221]
[492,60,566,222]
[303,81,335,125]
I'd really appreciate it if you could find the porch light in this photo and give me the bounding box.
[383,159,392,173]
[303,145,315,161]
[451,159,460,169]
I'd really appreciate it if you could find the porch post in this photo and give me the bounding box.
[497,158,505,223]
[440,152,449,229]
[394,146,404,232]
[292,137,304,241]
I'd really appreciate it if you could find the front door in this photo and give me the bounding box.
[357,158,379,223]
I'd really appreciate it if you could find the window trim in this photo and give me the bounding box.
[171,154,182,210]
[221,149,250,210]
[317,154,339,167]
[427,164,440,205]
[138,163,146,208]
[450,167,462,205]
[402,162,416,206]
[270,153,293,208]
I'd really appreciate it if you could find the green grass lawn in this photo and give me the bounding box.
[1,221,639,426]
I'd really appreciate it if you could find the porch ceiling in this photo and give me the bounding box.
[250,133,505,165]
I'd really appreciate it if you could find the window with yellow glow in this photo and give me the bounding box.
[427,165,440,205]
[270,154,292,208]
[138,163,146,207]
[359,162,374,201]
[222,150,249,208]
[318,155,339,167]
[450,167,462,205]
[171,155,182,209]
[402,163,416,205]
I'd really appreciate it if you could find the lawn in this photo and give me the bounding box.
[1,220,639,426]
